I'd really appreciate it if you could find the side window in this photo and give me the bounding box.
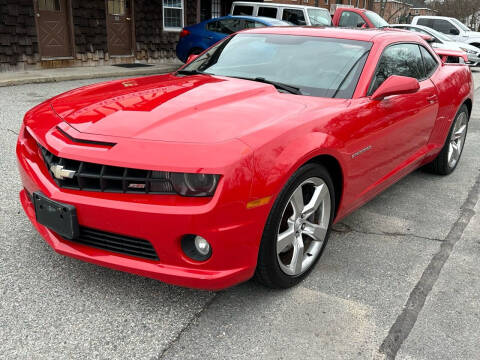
[282,9,306,25]
[243,20,266,29]
[369,43,424,95]
[420,46,439,77]
[206,20,221,33]
[232,5,253,16]
[214,19,243,35]
[339,11,366,28]
[431,19,458,35]
[258,7,277,18]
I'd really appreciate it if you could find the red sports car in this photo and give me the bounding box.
[17,28,473,290]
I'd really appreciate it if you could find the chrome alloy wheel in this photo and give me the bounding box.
[276,177,331,276]
[448,112,468,169]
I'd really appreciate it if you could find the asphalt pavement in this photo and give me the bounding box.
[1,70,479,360]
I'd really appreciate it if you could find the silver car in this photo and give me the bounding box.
[390,24,480,66]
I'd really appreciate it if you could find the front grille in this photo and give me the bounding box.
[69,226,159,260]
[40,146,175,194]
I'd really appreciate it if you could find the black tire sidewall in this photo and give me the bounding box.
[257,163,336,288]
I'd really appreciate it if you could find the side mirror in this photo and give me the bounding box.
[371,75,420,101]
[186,54,199,64]
[449,28,460,36]
[419,34,435,43]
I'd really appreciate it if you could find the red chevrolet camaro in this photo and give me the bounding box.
[17,27,473,290]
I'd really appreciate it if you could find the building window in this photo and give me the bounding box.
[163,0,184,30]
[107,0,125,15]
[38,0,60,11]
[211,0,221,18]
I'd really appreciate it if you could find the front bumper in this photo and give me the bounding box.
[17,125,268,290]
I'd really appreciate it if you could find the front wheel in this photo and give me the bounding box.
[254,164,335,288]
[425,104,469,175]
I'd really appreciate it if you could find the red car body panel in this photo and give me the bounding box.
[17,28,474,289]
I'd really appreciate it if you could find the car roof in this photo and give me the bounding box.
[413,15,453,20]
[208,15,288,25]
[238,26,426,43]
[232,1,329,11]
[232,15,290,24]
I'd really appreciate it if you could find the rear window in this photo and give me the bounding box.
[258,7,278,18]
[232,5,253,16]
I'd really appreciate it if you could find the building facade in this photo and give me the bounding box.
[1,0,376,72]
[0,0,201,72]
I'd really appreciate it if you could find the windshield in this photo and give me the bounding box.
[451,18,470,31]
[365,10,389,27]
[180,34,372,99]
[307,8,332,26]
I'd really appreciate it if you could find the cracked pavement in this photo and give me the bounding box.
[1,70,480,360]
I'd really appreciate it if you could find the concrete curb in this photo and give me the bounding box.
[0,64,181,87]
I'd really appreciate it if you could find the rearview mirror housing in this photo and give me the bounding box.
[371,75,420,101]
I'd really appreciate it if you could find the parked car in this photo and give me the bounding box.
[231,1,332,26]
[390,24,480,66]
[332,7,389,28]
[176,15,290,62]
[18,27,473,290]
[412,16,480,49]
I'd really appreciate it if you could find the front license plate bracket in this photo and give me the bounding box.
[33,191,79,240]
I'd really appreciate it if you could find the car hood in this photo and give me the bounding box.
[464,31,480,40]
[50,73,314,144]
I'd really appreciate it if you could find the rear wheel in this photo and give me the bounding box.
[254,164,335,288]
[425,104,469,175]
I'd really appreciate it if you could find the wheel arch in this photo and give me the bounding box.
[463,98,473,119]
[305,154,344,218]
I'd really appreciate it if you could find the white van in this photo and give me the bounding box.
[231,2,332,26]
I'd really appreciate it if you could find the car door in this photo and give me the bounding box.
[348,43,439,204]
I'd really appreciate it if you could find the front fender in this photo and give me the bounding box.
[248,131,347,208]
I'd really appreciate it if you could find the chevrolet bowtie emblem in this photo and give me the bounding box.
[50,164,76,180]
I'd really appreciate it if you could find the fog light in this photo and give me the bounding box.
[195,236,210,256]
[181,235,212,261]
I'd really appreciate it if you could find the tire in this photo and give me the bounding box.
[254,163,335,289]
[425,104,469,175]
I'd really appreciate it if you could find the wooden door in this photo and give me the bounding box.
[106,0,133,56]
[35,0,73,58]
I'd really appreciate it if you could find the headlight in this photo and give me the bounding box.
[171,173,220,197]
[460,47,476,55]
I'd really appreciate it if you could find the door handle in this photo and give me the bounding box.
[36,13,40,17]
[427,95,438,103]
[126,17,131,20]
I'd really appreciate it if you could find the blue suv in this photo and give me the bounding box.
[176,15,290,62]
